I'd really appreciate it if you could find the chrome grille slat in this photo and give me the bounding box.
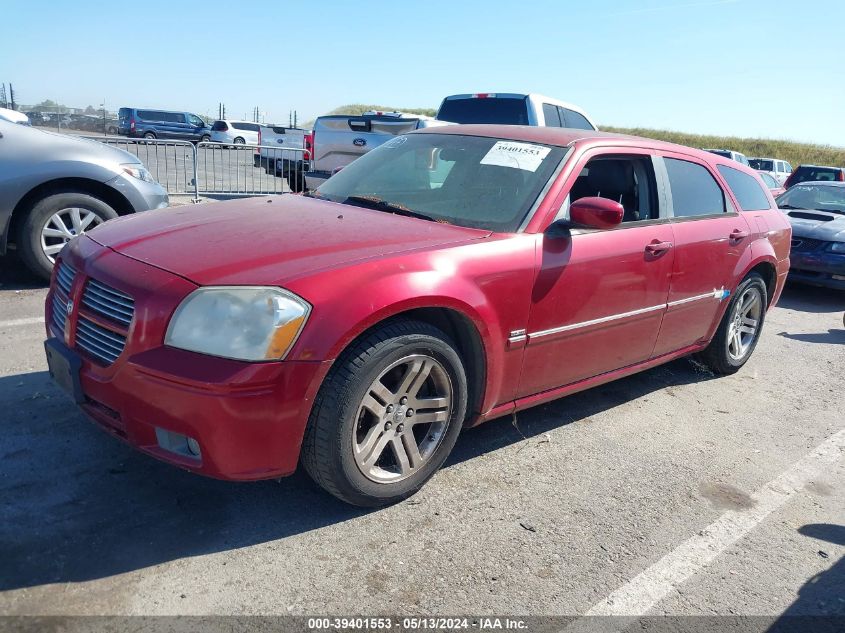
[81,278,135,328]
[56,263,76,296]
[75,317,126,365]
[52,293,67,333]
[76,321,126,353]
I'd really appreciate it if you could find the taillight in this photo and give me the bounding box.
[304,132,313,161]
[130,118,135,131]
[838,170,844,182]
[472,93,495,98]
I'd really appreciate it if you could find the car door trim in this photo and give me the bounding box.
[527,303,666,342]
[666,287,726,309]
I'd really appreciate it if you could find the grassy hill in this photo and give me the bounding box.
[312,105,844,168]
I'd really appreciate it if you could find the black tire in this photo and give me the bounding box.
[287,173,305,193]
[233,137,245,145]
[17,191,118,281]
[143,131,156,140]
[301,319,468,507]
[697,273,768,375]
[200,135,210,143]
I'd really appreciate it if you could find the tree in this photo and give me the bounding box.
[84,105,96,114]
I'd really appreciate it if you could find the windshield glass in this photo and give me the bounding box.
[749,159,774,170]
[315,133,565,232]
[776,184,845,214]
[436,97,529,125]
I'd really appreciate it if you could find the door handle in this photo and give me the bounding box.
[645,240,673,255]
[729,229,750,242]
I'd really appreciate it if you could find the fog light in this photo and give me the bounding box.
[186,437,201,456]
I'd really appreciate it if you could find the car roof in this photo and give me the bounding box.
[415,124,735,162]
[788,181,845,187]
[795,164,843,169]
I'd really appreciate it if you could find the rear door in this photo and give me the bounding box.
[651,154,754,356]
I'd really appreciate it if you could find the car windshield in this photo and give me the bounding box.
[314,133,565,232]
[776,184,845,214]
[749,159,774,170]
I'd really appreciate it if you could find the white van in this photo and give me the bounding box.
[435,93,596,130]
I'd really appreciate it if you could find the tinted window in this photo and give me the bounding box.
[717,165,771,210]
[542,103,561,127]
[436,97,529,125]
[211,120,227,131]
[561,108,595,130]
[569,155,659,223]
[665,158,726,217]
[749,159,774,171]
[232,122,259,132]
[137,110,165,122]
[187,114,203,126]
[794,166,840,183]
[706,149,732,159]
[165,112,186,123]
[759,172,777,187]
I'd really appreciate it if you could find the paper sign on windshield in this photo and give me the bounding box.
[480,141,551,172]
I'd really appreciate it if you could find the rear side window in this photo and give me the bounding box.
[211,121,227,131]
[542,103,561,127]
[233,122,260,132]
[749,159,774,171]
[436,97,529,125]
[717,165,771,210]
[561,108,595,130]
[165,112,186,123]
[665,158,726,217]
[137,110,164,121]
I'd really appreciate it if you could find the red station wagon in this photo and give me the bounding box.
[44,126,792,506]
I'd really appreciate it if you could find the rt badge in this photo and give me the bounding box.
[66,300,74,316]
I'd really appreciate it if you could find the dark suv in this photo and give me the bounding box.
[784,164,845,189]
[118,108,211,142]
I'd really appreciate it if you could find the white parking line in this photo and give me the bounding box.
[0,317,45,328]
[586,428,845,616]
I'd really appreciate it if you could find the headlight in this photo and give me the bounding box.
[121,163,155,183]
[825,242,845,253]
[165,287,311,361]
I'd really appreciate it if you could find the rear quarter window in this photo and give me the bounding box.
[542,103,561,127]
[717,165,772,211]
[664,158,726,217]
[561,108,595,130]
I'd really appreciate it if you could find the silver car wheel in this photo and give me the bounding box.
[727,286,763,361]
[353,354,452,484]
[40,207,103,263]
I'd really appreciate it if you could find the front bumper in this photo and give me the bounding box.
[789,249,845,290]
[46,238,330,480]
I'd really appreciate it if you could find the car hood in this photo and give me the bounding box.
[783,209,845,241]
[85,195,491,286]
[32,126,140,165]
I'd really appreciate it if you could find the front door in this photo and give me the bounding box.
[516,150,675,398]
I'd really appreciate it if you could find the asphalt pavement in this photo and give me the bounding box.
[0,251,843,622]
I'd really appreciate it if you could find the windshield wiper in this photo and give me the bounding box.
[778,204,803,210]
[341,195,436,222]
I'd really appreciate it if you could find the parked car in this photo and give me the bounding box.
[304,112,448,190]
[749,157,792,185]
[0,119,168,279]
[783,164,845,189]
[0,107,30,125]
[758,171,785,197]
[43,125,790,506]
[256,125,310,191]
[703,149,750,166]
[210,120,260,145]
[435,93,596,130]
[776,182,845,289]
[117,108,211,142]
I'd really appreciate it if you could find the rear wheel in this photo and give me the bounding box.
[200,134,210,143]
[17,192,118,280]
[143,131,156,140]
[233,137,245,145]
[301,320,468,506]
[698,273,767,374]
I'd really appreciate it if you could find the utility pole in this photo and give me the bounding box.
[293,110,297,128]
[101,99,106,136]
[0,84,6,109]
[9,83,16,110]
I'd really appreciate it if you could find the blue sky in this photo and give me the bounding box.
[3,0,844,145]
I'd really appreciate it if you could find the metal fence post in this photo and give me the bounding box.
[192,143,199,203]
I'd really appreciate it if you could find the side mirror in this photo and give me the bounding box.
[569,197,624,230]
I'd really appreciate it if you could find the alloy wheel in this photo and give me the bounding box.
[40,208,103,263]
[353,354,453,483]
[726,286,763,361]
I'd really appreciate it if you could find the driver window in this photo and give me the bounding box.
[566,155,659,223]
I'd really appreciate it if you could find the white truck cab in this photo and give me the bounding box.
[435,93,596,130]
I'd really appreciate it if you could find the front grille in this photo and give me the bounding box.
[82,278,135,327]
[791,237,823,252]
[51,262,76,335]
[75,317,127,365]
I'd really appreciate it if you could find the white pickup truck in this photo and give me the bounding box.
[255,125,311,192]
[304,112,449,190]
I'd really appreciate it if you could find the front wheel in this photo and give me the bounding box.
[697,273,767,374]
[200,135,210,143]
[301,320,468,506]
[17,192,118,280]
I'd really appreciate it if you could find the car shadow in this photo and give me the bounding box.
[778,329,845,345]
[0,254,47,291]
[766,524,845,630]
[777,282,845,314]
[0,357,715,591]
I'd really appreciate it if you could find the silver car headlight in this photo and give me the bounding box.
[165,287,311,361]
[121,163,155,183]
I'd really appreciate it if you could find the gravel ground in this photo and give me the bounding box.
[0,250,842,621]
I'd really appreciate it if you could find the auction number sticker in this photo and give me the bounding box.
[480,141,551,172]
